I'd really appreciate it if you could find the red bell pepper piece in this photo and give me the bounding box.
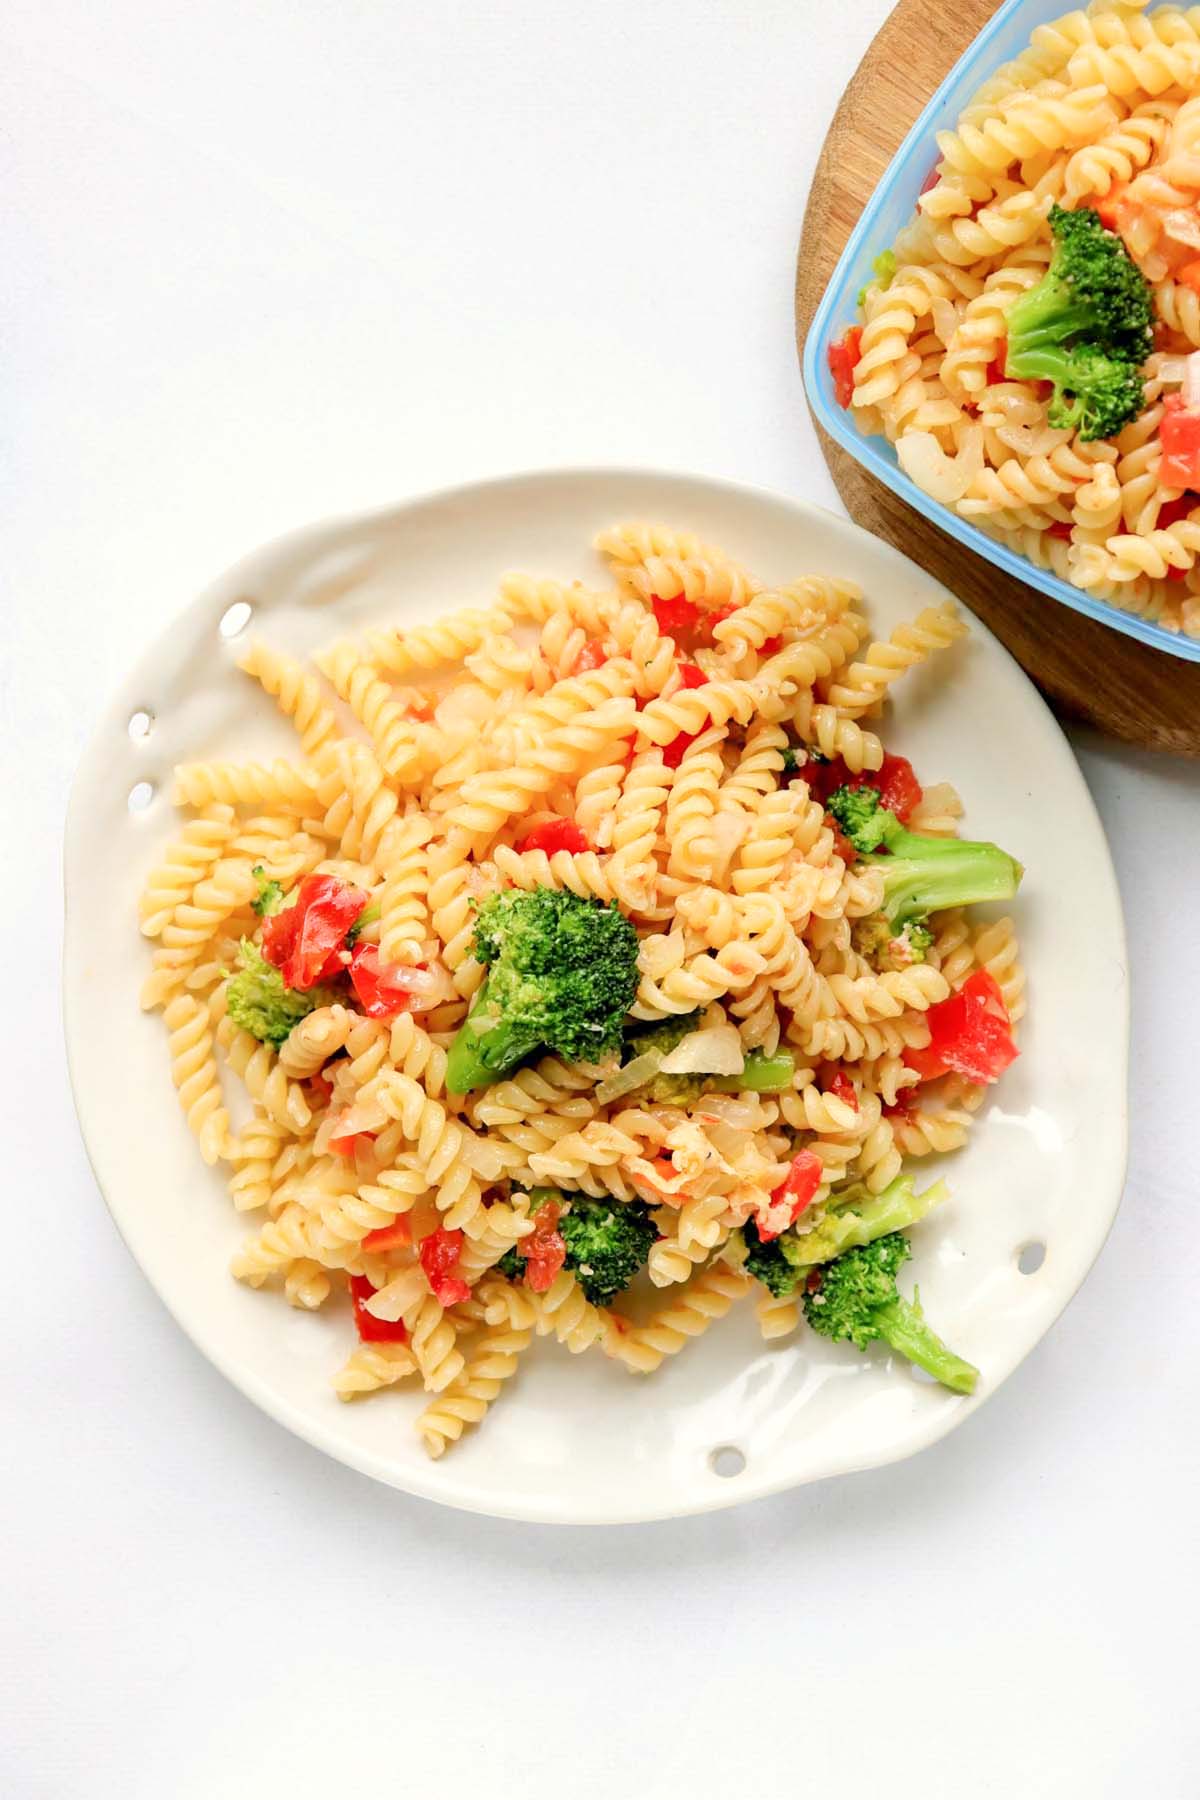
[361,1219,413,1253]
[756,1150,823,1241]
[520,1198,566,1294]
[572,638,609,674]
[418,1227,471,1308]
[329,1128,375,1159]
[651,594,702,636]
[516,818,592,856]
[308,1069,334,1107]
[1046,520,1074,540]
[826,1070,859,1111]
[676,662,709,689]
[828,326,864,407]
[905,969,1019,1085]
[1156,493,1198,531]
[348,1273,409,1343]
[919,161,941,197]
[986,335,1007,386]
[842,752,923,824]
[261,874,368,991]
[759,635,783,656]
[1159,394,1200,490]
[347,944,423,1019]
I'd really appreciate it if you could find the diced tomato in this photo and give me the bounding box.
[1178,257,1200,295]
[759,634,783,657]
[663,730,701,770]
[986,335,1007,386]
[308,1070,333,1107]
[418,1227,471,1308]
[651,593,702,636]
[828,326,864,407]
[676,662,709,689]
[1160,394,1200,490]
[361,1219,412,1253]
[517,817,592,856]
[757,1150,823,1241]
[1047,520,1074,540]
[347,944,422,1019]
[919,161,941,197]
[1165,563,1190,582]
[904,969,1019,1085]
[826,1070,859,1111]
[572,638,609,674]
[260,874,368,991]
[520,1197,566,1294]
[348,1273,409,1343]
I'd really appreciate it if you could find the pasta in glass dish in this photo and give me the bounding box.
[138,522,1025,1458]
[827,0,1200,639]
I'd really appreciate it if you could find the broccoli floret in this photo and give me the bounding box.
[623,1012,701,1060]
[1004,204,1152,441]
[225,940,330,1048]
[852,915,934,971]
[496,1246,525,1280]
[742,1217,802,1297]
[445,888,640,1093]
[780,1175,948,1271]
[803,1231,978,1394]
[827,784,1021,931]
[559,1194,658,1305]
[250,865,285,918]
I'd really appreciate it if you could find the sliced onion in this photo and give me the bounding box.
[435,681,495,733]
[1185,350,1200,410]
[710,810,748,876]
[659,1023,745,1076]
[595,1049,664,1105]
[314,1095,386,1153]
[694,1094,761,1132]
[1163,209,1200,252]
[1152,354,1190,389]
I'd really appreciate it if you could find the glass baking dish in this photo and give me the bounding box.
[801,0,1200,663]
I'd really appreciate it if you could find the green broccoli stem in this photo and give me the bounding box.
[712,1050,795,1093]
[781,1176,948,1271]
[872,1295,978,1394]
[868,825,1022,928]
[445,980,543,1094]
[1005,283,1097,362]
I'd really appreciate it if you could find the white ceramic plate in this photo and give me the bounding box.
[64,468,1128,1523]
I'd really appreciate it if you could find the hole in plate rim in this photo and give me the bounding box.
[127,779,156,814]
[1017,1240,1046,1275]
[127,708,154,740]
[709,1444,746,1479]
[218,599,254,640]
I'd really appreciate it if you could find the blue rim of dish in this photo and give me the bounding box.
[801,0,1200,665]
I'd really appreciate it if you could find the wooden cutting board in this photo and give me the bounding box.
[795,0,1200,754]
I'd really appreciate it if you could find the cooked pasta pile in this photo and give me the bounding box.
[139,522,1025,1458]
[839,0,1200,637]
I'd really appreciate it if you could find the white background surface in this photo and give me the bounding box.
[4,2,1197,1795]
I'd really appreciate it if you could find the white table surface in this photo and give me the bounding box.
[5,3,1198,1795]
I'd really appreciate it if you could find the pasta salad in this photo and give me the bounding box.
[828,0,1200,638]
[139,522,1025,1458]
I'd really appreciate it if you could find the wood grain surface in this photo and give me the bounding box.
[795,0,1200,754]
